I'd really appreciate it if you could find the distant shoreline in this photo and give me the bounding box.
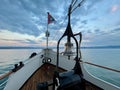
[0,45,120,49]
[0,47,42,49]
[81,45,120,49]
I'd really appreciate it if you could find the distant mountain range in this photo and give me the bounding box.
[0,45,120,49]
[81,45,120,49]
[0,46,42,49]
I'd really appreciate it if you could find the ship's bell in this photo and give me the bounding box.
[63,41,74,59]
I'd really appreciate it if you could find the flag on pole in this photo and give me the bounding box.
[47,12,55,24]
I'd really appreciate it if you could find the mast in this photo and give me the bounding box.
[46,24,49,49]
[46,12,55,49]
[62,4,73,41]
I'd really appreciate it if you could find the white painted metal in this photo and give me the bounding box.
[80,63,120,90]
[45,49,75,70]
[4,52,44,90]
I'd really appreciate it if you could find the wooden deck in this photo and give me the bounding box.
[20,63,102,90]
[20,63,65,90]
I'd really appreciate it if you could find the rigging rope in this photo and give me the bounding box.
[49,14,68,46]
[49,0,85,46]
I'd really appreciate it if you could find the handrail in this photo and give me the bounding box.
[0,70,13,80]
[80,61,120,73]
[0,61,24,80]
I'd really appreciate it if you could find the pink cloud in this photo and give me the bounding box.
[111,5,119,12]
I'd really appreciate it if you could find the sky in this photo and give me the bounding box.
[0,0,120,47]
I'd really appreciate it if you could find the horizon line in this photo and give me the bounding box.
[0,45,120,49]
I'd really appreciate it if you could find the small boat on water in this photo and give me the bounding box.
[0,0,120,90]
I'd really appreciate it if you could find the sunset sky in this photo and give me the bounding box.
[0,0,120,47]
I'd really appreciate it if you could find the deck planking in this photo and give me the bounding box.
[20,63,102,90]
[20,63,65,90]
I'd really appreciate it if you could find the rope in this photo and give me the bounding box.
[49,15,67,46]
[80,61,120,73]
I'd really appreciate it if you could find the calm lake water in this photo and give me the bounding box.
[0,48,120,89]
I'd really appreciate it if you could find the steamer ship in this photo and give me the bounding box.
[0,0,120,90]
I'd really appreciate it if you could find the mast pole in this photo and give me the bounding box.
[46,19,49,49]
[46,24,48,49]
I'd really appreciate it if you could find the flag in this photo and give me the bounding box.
[47,12,55,24]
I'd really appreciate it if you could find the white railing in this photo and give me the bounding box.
[81,61,120,73]
[80,61,120,90]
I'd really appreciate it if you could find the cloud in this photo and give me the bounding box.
[113,27,120,32]
[111,5,119,12]
[0,0,71,37]
[110,27,120,34]
[0,29,40,46]
[0,0,120,47]
[81,20,88,24]
[76,0,102,15]
[0,0,101,33]
[0,0,42,36]
[25,39,38,44]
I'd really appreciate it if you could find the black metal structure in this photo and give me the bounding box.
[53,1,85,90]
[56,0,84,73]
